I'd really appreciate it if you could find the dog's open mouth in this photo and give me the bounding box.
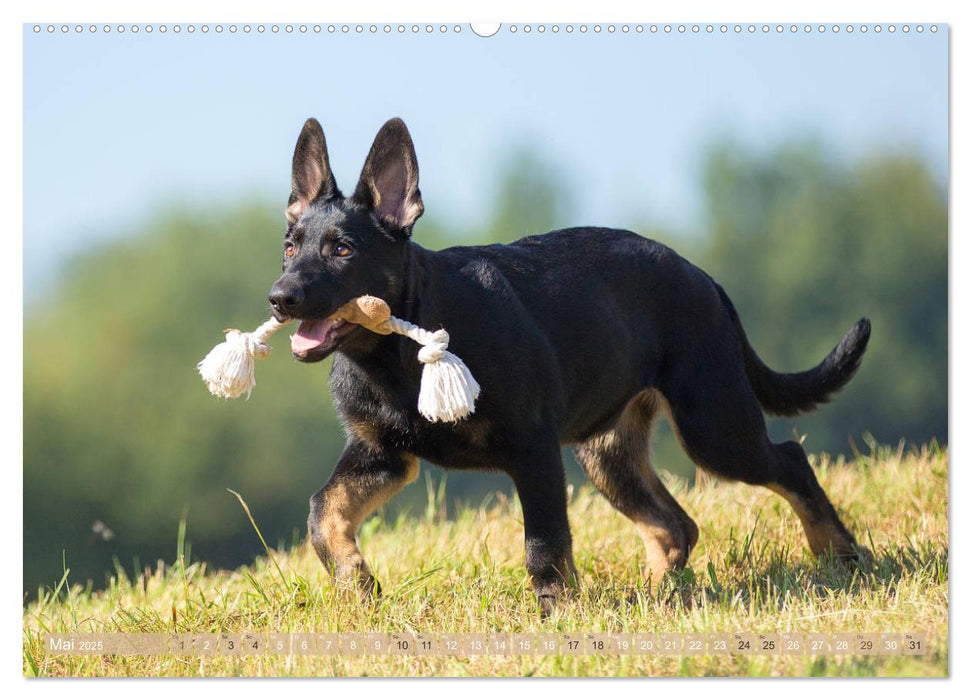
[290,317,356,361]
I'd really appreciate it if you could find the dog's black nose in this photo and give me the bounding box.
[268,280,304,317]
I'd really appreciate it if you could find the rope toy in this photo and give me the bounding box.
[197,296,481,423]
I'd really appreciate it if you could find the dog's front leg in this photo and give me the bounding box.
[308,441,419,596]
[510,436,578,616]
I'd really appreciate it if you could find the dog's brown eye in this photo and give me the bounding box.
[284,243,295,258]
[333,243,353,258]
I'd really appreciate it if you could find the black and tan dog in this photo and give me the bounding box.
[268,117,871,612]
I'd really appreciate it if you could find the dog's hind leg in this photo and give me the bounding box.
[658,338,859,561]
[308,441,419,596]
[574,390,699,586]
[762,442,859,560]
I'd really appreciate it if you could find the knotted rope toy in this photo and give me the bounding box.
[197,296,480,423]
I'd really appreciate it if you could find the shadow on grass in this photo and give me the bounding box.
[594,538,948,613]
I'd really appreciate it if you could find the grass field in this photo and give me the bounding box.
[23,443,948,677]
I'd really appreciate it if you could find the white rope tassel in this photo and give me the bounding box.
[197,317,288,398]
[387,316,481,423]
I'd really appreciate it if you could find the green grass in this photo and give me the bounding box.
[23,443,948,677]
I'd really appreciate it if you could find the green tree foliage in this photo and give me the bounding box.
[696,139,947,451]
[23,140,946,595]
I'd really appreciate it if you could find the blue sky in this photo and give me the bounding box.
[23,25,947,299]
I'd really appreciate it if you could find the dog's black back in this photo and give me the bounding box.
[328,226,866,468]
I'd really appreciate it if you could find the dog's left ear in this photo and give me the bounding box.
[287,118,340,224]
[352,118,424,236]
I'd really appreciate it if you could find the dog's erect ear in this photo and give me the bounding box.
[352,118,424,235]
[287,118,340,223]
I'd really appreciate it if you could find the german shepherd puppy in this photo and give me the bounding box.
[268,117,871,613]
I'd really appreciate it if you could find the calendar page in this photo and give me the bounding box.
[19,8,949,680]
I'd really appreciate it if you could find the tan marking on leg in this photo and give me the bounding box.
[317,481,371,581]
[766,483,857,558]
[343,418,382,449]
[634,516,691,586]
[635,460,700,551]
[315,454,419,588]
[629,391,700,553]
[576,390,697,585]
[404,452,420,481]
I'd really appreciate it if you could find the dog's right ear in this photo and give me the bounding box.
[287,118,341,223]
[351,118,424,236]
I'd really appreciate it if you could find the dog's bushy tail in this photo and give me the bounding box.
[716,285,871,417]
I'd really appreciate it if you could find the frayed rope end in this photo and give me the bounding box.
[417,350,481,423]
[197,319,286,399]
[394,324,481,423]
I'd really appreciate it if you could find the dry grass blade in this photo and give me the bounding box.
[227,488,289,588]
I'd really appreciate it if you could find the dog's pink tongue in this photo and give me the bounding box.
[291,320,332,354]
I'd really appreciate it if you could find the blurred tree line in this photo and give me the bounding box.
[23,138,946,595]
